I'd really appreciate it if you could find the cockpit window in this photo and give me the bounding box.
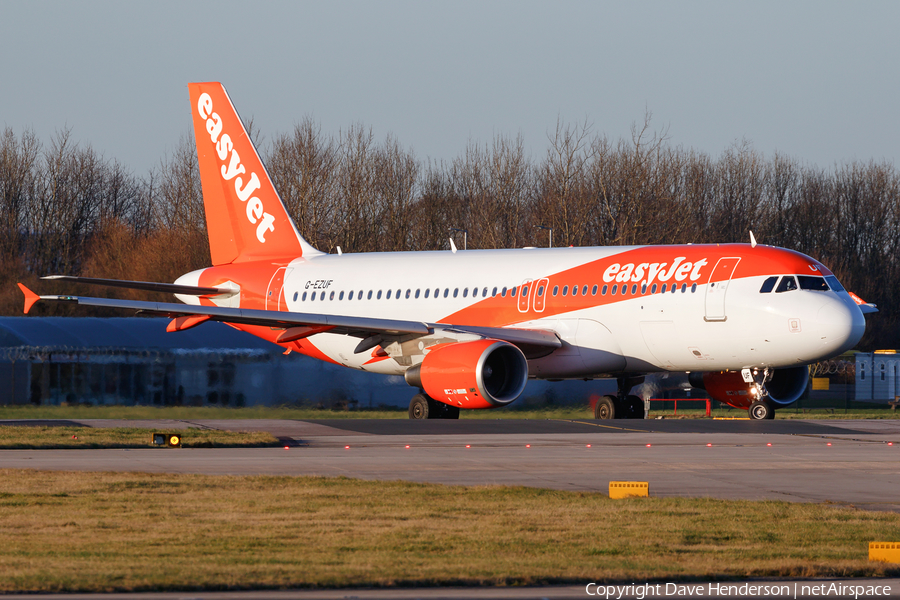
[824,275,845,292]
[797,275,829,291]
[759,276,778,293]
[775,276,798,293]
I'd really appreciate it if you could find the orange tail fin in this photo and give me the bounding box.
[188,82,320,265]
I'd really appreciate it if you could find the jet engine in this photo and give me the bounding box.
[404,339,528,409]
[689,366,809,410]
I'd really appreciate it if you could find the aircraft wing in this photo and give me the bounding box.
[17,284,561,351]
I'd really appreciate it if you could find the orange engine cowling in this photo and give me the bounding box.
[404,339,528,409]
[689,366,809,409]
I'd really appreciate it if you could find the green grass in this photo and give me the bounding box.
[0,426,279,449]
[0,403,898,421]
[0,470,897,592]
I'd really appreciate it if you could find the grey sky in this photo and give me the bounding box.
[2,1,897,176]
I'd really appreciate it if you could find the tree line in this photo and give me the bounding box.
[1,116,897,349]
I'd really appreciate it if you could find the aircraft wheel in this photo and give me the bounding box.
[594,395,616,419]
[624,395,645,419]
[748,399,775,420]
[409,394,431,419]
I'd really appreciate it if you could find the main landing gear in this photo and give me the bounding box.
[408,392,460,420]
[593,377,646,420]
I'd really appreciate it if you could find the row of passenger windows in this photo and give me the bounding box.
[293,281,699,302]
[759,275,835,294]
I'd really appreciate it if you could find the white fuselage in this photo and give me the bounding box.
[177,243,866,381]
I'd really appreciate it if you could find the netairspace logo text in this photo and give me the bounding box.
[585,582,892,599]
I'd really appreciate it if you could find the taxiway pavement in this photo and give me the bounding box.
[2,418,899,510]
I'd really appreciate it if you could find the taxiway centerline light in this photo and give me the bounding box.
[151,432,181,447]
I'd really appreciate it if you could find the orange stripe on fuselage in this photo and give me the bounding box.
[440,244,829,327]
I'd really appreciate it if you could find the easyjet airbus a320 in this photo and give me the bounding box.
[18,82,877,420]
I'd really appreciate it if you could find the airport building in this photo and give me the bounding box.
[855,351,900,402]
[0,317,406,407]
[0,317,895,410]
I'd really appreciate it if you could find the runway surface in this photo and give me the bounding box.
[3,417,899,510]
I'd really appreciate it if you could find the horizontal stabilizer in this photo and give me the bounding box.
[166,315,212,332]
[17,283,40,314]
[42,275,231,297]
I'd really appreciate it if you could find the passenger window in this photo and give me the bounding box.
[453,288,458,298]
[482,287,488,297]
[346,291,352,301]
[377,290,382,300]
[601,285,608,295]
[759,276,778,293]
[367,291,373,300]
[511,287,517,297]
[293,292,298,301]
[492,287,498,297]
[776,276,798,293]
[434,288,439,298]
[330,291,335,300]
[798,276,829,291]
[339,291,344,300]
[501,287,507,297]
[582,285,588,296]
[386,290,392,299]
[415,289,420,298]
[311,291,317,301]
[651,284,657,294]
[553,286,559,296]
[359,290,364,300]
[630,284,637,295]
[621,285,627,295]
[562,285,568,296]
[572,285,578,297]
[463,288,468,298]
[302,292,307,301]
[660,284,666,293]
[611,284,618,295]
[396,289,401,299]
[537,285,545,297]
[522,285,528,296]
[680,284,686,293]
[424,288,430,298]
[592,285,598,295]
[691,283,697,293]
[406,289,411,299]
[641,284,647,294]
[444,288,449,298]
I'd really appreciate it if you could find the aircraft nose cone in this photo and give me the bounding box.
[816,297,865,355]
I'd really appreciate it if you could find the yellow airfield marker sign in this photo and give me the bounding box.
[870,542,900,563]
[609,481,649,499]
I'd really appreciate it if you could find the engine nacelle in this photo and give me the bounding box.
[689,366,810,409]
[404,339,528,409]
